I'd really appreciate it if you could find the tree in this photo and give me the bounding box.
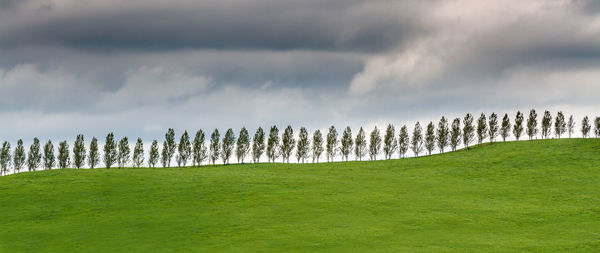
[133,138,144,167]
[513,111,524,141]
[554,111,566,138]
[296,127,310,163]
[117,137,130,168]
[266,126,280,163]
[354,127,367,161]
[73,134,86,169]
[252,127,265,163]
[148,140,159,168]
[281,126,295,163]
[27,138,41,171]
[326,126,338,162]
[526,109,538,140]
[103,133,117,169]
[436,117,449,153]
[411,122,424,157]
[567,115,575,138]
[500,114,511,142]
[236,127,251,163]
[43,140,54,170]
[594,117,600,138]
[57,141,70,168]
[13,139,25,173]
[398,125,410,158]
[340,126,353,161]
[192,130,207,166]
[424,122,435,156]
[312,130,324,162]
[0,141,11,175]
[221,128,235,164]
[463,113,475,149]
[209,129,221,164]
[488,113,499,143]
[581,116,591,138]
[383,124,397,160]
[450,118,461,151]
[88,137,100,169]
[476,113,488,145]
[541,110,552,139]
[164,128,176,167]
[161,141,169,167]
[369,127,381,160]
[177,131,191,167]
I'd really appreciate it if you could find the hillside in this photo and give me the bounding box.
[1,139,599,252]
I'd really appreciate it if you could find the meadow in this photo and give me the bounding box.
[1,139,599,252]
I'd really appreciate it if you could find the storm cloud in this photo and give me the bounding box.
[0,0,599,143]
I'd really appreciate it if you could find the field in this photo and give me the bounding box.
[1,139,599,252]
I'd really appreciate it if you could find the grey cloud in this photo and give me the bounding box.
[0,0,428,52]
[1,0,600,144]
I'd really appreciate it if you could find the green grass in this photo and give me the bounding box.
[1,139,599,252]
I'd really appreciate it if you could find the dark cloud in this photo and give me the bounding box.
[0,0,428,52]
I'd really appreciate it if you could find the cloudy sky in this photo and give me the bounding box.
[0,0,599,143]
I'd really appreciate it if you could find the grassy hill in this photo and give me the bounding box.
[1,139,599,252]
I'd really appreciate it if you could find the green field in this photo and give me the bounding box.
[1,139,599,252]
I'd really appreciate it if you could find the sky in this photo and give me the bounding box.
[0,0,599,144]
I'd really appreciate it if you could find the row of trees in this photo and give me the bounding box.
[1,110,599,175]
